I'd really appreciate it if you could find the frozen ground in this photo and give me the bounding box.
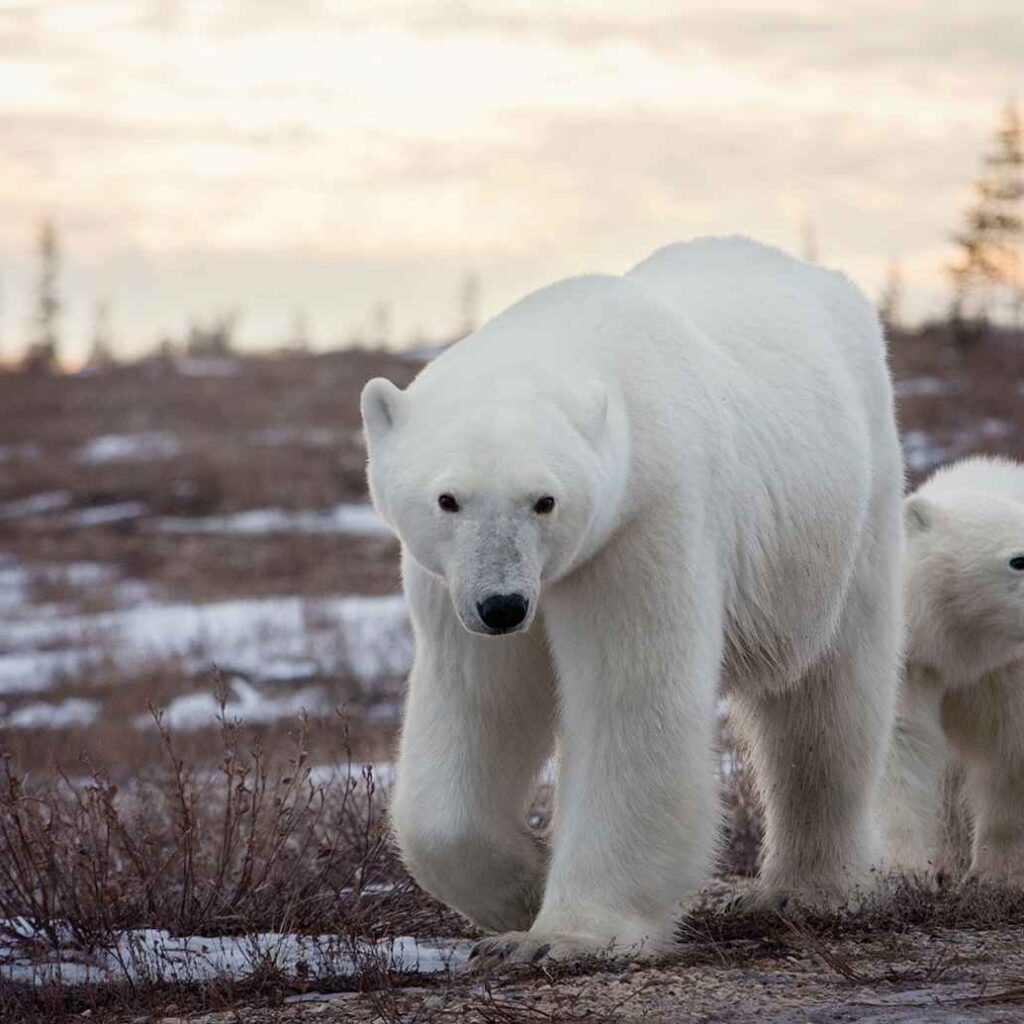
[152,503,391,537]
[0,552,411,730]
[901,416,1012,474]
[75,431,182,464]
[0,926,467,987]
[0,490,71,520]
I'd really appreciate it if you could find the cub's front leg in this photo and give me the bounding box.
[962,760,1024,885]
[945,675,1024,885]
[391,554,557,932]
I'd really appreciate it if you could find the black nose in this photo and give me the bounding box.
[477,593,529,631]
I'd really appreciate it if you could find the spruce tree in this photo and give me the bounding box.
[948,101,1024,336]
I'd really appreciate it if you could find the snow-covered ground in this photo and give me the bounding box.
[76,431,181,464]
[252,426,343,448]
[66,501,149,526]
[0,487,389,537]
[0,927,467,986]
[5,697,101,729]
[893,376,962,399]
[152,503,392,537]
[0,553,412,730]
[0,490,71,520]
[902,417,1012,474]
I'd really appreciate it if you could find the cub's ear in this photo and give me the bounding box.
[904,495,934,534]
[569,380,608,444]
[360,378,404,441]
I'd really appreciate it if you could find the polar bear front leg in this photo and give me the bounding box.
[471,527,723,967]
[391,555,557,932]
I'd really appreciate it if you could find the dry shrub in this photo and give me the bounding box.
[0,684,464,1022]
[0,704,388,943]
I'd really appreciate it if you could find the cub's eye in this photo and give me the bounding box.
[438,493,459,513]
[1011,556,1024,571]
[533,496,556,515]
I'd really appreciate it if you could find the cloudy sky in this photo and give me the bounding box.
[0,1,1021,362]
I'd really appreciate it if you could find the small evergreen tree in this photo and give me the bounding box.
[878,259,904,333]
[86,300,116,371]
[948,101,1024,339]
[24,218,61,373]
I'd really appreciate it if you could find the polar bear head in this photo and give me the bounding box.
[904,482,1024,682]
[360,376,616,636]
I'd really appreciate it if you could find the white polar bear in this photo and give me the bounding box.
[361,236,903,965]
[883,456,1024,883]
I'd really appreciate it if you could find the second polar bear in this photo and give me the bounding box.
[362,237,903,965]
[884,456,1024,882]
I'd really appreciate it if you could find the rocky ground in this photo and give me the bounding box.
[138,924,1024,1023]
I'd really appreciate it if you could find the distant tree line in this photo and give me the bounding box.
[4,103,1020,374]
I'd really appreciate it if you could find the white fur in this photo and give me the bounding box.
[362,236,903,958]
[883,456,1024,882]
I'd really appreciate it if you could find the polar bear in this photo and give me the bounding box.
[883,456,1024,883]
[361,236,903,965]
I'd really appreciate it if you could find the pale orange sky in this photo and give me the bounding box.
[0,1,1021,361]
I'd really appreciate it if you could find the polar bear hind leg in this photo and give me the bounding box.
[731,511,901,906]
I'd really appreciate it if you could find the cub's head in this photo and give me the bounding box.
[904,487,1024,673]
[360,377,613,636]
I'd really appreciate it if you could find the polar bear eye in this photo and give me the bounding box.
[533,496,556,515]
[437,493,459,513]
[1011,556,1024,571]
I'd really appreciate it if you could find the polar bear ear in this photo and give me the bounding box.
[569,380,608,444]
[904,495,934,535]
[360,377,404,442]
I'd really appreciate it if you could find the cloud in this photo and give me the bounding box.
[0,0,1018,356]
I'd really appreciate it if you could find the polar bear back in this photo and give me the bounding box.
[627,236,890,423]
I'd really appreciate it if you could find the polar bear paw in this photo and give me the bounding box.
[464,930,651,973]
[723,880,867,918]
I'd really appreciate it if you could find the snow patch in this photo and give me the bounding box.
[253,427,340,448]
[67,502,148,526]
[0,491,71,520]
[0,929,468,985]
[0,592,411,713]
[76,432,181,464]
[5,698,101,729]
[152,504,391,537]
[0,652,103,695]
[894,377,962,398]
[145,679,326,731]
